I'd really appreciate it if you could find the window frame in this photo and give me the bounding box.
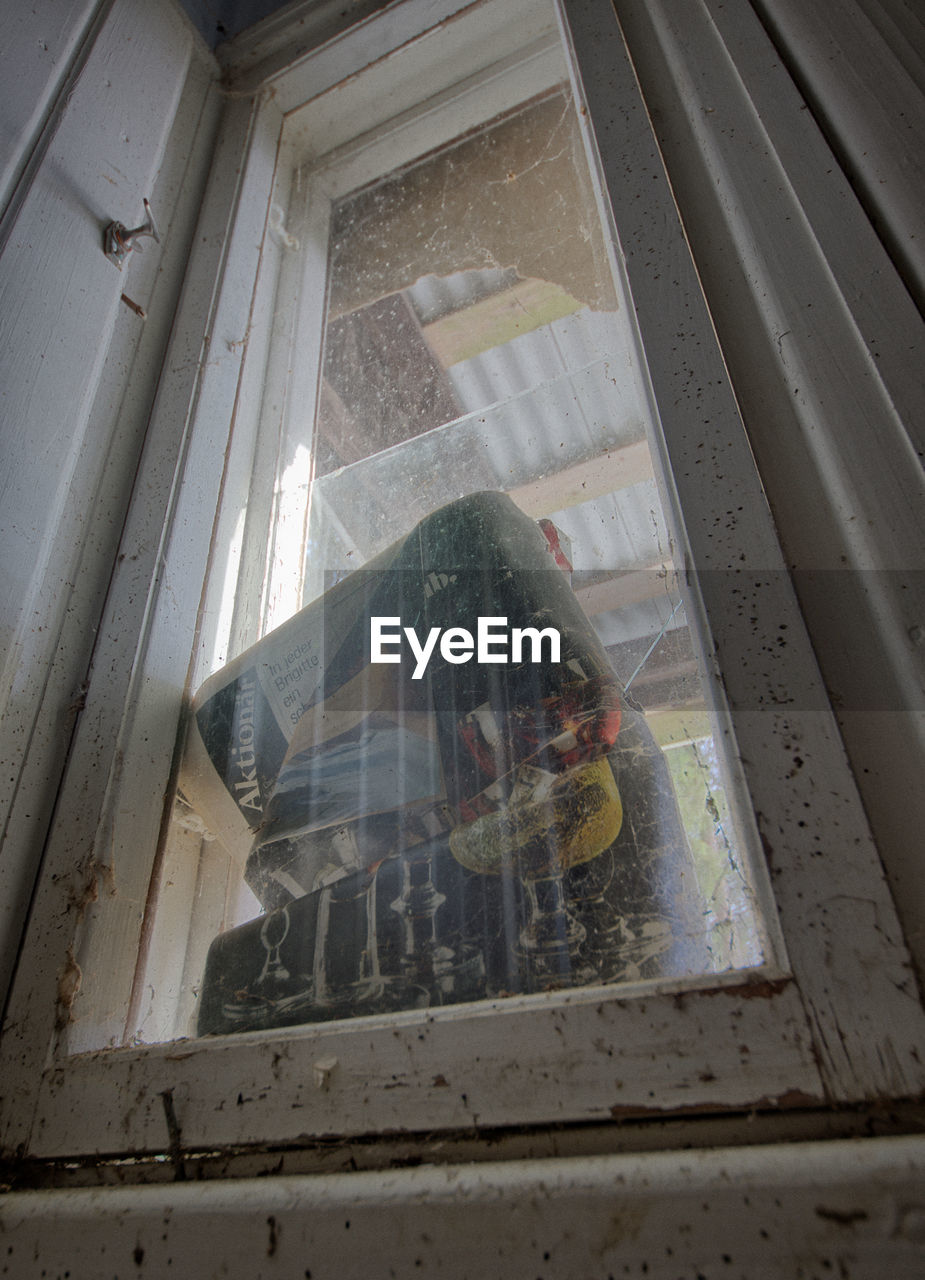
[2,0,923,1164]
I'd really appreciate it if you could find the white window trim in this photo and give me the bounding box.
[613,0,925,985]
[5,1135,925,1274]
[2,0,924,1164]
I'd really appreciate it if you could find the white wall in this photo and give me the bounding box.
[0,0,219,1001]
[0,0,103,221]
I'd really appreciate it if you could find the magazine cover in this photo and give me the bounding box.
[180,493,705,1033]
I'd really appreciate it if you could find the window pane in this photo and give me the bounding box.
[139,66,770,1044]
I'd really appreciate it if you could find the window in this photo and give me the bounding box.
[139,28,770,1048]
[2,0,923,1165]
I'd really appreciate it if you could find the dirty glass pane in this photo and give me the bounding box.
[146,77,770,1043]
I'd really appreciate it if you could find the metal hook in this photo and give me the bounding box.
[103,198,159,269]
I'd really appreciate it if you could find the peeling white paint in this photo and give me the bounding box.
[2,1138,925,1278]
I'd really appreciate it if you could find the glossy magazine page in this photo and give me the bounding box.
[181,494,708,1033]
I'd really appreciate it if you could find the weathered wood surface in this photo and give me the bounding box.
[0,0,203,1006]
[0,0,104,228]
[610,0,925,988]
[4,1137,925,1278]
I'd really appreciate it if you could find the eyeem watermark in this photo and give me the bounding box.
[371,616,561,680]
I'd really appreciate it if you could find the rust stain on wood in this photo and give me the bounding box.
[699,977,792,1000]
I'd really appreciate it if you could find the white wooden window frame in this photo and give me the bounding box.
[2,0,924,1164]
